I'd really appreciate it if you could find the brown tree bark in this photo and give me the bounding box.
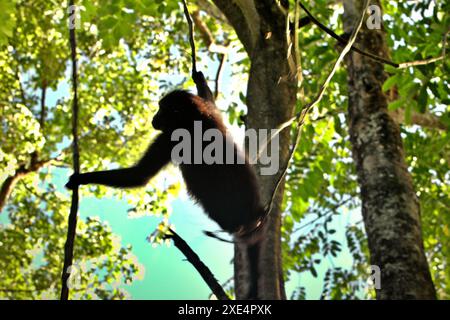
[212,0,297,299]
[343,0,436,299]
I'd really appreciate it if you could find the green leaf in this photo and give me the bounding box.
[382,74,399,92]
[102,16,118,29]
[404,103,413,124]
[417,86,428,113]
[388,98,405,111]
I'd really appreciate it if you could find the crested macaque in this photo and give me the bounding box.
[66,72,265,299]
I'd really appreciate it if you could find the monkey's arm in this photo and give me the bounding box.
[66,134,172,189]
[193,71,215,103]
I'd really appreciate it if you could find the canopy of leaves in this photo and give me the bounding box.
[0,0,448,299]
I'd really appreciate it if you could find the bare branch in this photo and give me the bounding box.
[191,10,229,55]
[39,81,47,129]
[164,228,230,300]
[214,53,227,99]
[293,197,355,233]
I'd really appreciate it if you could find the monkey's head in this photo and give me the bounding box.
[152,90,205,132]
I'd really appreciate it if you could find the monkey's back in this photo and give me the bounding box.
[179,142,265,234]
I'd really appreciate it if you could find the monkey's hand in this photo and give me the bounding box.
[65,173,82,190]
[192,71,206,83]
[192,71,214,102]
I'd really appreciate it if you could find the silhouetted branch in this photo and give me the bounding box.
[214,53,227,99]
[164,228,230,300]
[182,0,215,102]
[182,0,197,74]
[298,1,447,69]
[60,0,81,300]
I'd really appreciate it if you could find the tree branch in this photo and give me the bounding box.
[211,0,255,54]
[214,53,226,99]
[191,10,229,55]
[293,197,355,233]
[182,0,215,102]
[298,1,448,69]
[39,81,47,128]
[196,0,227,24]
[164,228,230,300]
[190,9,229,98]
[298,16,311,28]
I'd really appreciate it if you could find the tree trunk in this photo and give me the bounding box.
[212,0,297,299]
[343,0,436,299]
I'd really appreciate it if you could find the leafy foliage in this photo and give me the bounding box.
[0,0,448,299]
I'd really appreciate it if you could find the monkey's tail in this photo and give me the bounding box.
[234,214,268,300]
[234,215,268,245]
[204,214,268,245]
[204,217,266,300]
[244,241,260,300]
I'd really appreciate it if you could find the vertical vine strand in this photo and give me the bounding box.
[60,0,80,300]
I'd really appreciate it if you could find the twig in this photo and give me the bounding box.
[397,26,449,69]
[214,53,226,99]
[192,10,229,55]
[164,228,230,300]
[60,0,81,300]
[293,197,355,233]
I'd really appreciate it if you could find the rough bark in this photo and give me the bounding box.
[211,0,256,55]
[343,0,436,299]
[212,0,297,299]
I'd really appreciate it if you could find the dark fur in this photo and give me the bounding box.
[66,90,265,298]
[66,90,265,236]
